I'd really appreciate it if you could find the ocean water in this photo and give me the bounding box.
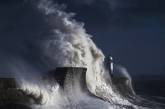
[0,0,165,109]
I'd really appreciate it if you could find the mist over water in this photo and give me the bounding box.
[18,0,134,108]
[0,0,165,109]
[35,0,131,108]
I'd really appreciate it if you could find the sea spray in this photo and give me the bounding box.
[37,0,106,95]
[16,0,137,108]
[37,0,135,107]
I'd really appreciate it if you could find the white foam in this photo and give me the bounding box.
[17,0,138,108]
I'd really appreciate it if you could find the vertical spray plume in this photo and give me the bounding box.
[11,0,141,109]
[35,0,136,107]
[37,0,106,95]
[1,0,164,109]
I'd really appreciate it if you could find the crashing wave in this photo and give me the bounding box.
[0,0,165,109]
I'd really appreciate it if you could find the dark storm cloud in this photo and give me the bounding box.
[67,0,137,10]
[50,0,165,76]
[133,0,165,13]
[50,0,165,29]
[0,0,25,4]
[0,0,164,76]
[0,1,52,75]
[53,0,165,13]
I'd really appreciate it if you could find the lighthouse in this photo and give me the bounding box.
[106,56,114,76]
[109,56,114,75]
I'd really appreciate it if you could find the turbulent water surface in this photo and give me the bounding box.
[0,0,165,109]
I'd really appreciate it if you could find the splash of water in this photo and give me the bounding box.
[17,0,139,108]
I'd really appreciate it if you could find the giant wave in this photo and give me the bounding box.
[0,0,165,109]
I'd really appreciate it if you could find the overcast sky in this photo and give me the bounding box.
[59,0,165,76]
[0,0,165,76]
